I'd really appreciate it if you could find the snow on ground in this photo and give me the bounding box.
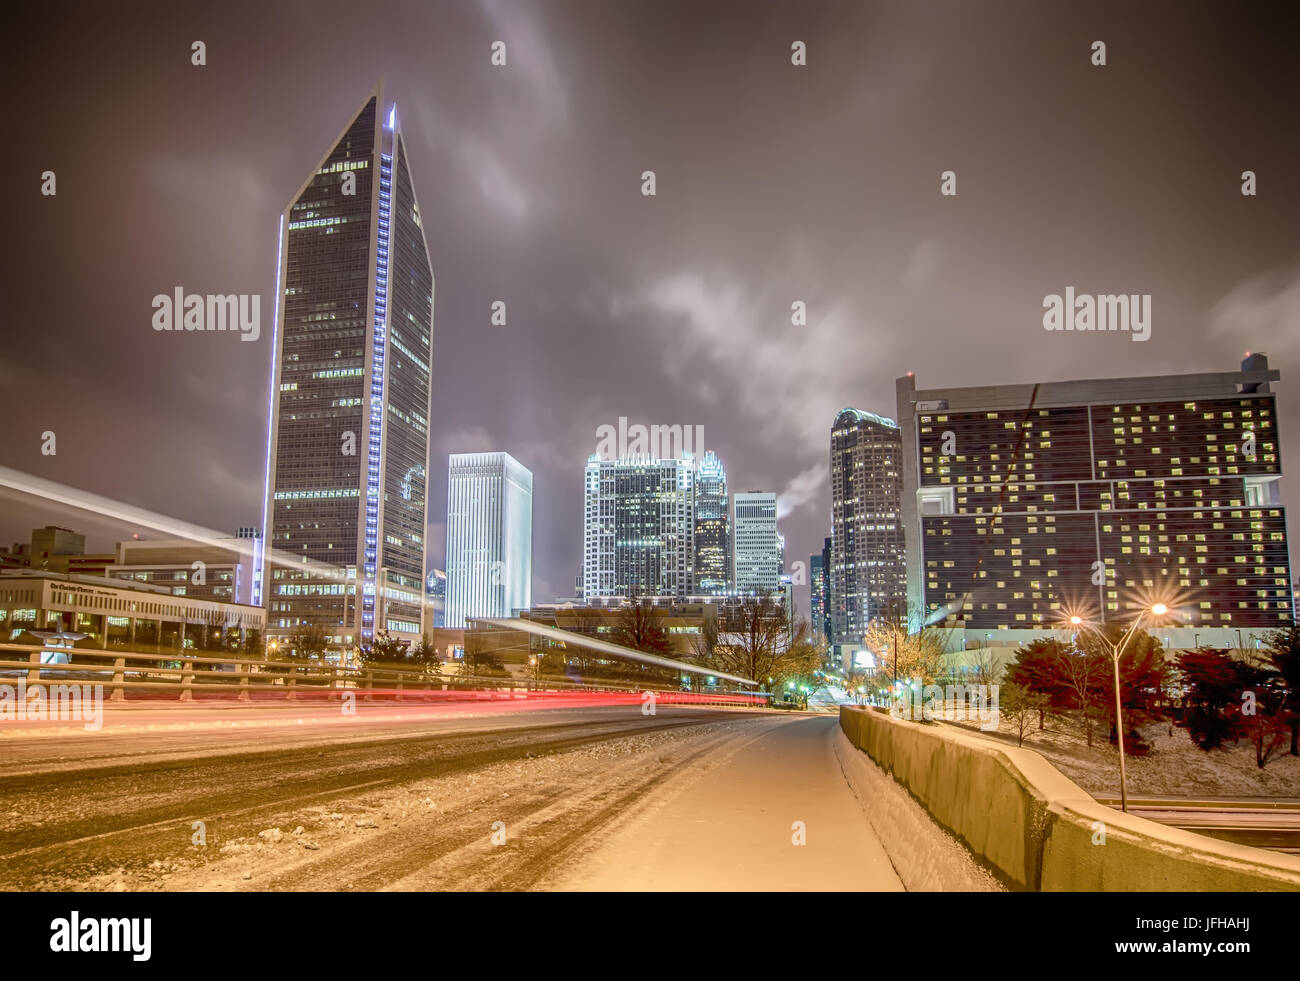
[58,717,748,893]
[548,716,906,891]
[943,706,1300,799]
[832,727,1005,892]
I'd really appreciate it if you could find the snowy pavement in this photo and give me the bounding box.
[548,715,905,891]
[3,702,996,891]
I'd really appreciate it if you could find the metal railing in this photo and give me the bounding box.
[0,642,769,707]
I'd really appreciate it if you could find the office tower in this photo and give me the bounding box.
[425,568,446,629]
[583,455,696,601]
[261,84,435,647]
[820,536,833,644]
[693,451,731,593]
[732,491,781,594]
[829,409,905,647]
[897,354,1292,649]
[444,453,533,629]
[810,538,833,646]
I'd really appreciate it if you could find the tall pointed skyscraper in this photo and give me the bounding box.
[260,85,435,650]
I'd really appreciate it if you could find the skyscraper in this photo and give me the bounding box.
[261,85,434,648]
[445,453,533,629]
[810,539,832,646]
[829,409,905,648]
[425,568,446,630]
[693,451,730,593]
[583,455,696,601]
[732,491,781,594]
[820,535,833,644]
[897,354,1292,649]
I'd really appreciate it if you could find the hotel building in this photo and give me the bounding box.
[896,354,1292,651]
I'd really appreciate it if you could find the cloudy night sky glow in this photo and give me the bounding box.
[5,0,1300,609]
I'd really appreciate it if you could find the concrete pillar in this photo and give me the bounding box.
[110,656,125,702]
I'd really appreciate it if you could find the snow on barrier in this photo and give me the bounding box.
[838,705,1300,892]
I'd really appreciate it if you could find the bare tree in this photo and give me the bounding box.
[688,612,720,665]
[711,596,820,689]
[613,592,674,657]
[999,681,1048,747]
[287,622,329,660]
[971,647,1006,688]
[862,616,950,689]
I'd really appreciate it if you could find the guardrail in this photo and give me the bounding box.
[0,642,767,707]
[839,704,1300,891]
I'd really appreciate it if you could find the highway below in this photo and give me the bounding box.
[0,699,930,891]
[1093,796,1300,854]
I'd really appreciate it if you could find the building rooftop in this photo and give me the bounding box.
[900,361,1280,412]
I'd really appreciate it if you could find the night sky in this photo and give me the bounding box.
[4,0,1300,614]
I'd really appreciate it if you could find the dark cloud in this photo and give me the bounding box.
[4,0,1299,614]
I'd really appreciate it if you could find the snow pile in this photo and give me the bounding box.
[832,726,1004,892]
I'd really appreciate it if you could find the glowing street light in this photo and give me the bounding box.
[1065,602,1171,813]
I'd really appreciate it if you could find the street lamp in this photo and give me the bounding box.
[1068,603,1169,813]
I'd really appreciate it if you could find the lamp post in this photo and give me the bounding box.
[1069,603,1167,813]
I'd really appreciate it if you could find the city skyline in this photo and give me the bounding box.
[5,1,1300,620]
[4,0,1300,910]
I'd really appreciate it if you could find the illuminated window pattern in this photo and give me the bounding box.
[917,395,1289,630]
[265,93,434,644]
[830,408,905,645]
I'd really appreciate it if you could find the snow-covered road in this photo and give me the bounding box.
[1,702,988,891]
[549,715,904,890]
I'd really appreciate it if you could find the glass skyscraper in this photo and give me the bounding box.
[445,453,533,629]
[810,537,832,646]
[261,85,435,648]
[732,491,781,594]
[693,451,730,593]
[583,455,697,601]
[829,409,906,647]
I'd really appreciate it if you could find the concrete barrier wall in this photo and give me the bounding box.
[839,705,1300,891]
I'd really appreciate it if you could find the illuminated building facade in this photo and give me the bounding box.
[261,84,434,647]
[897,354,1293,650]
[733,491,781,594]
[445,453,533,629]
[810,538,831,646]
[829,409,906,647]
[693,451,730,594]
[583,455,697,601]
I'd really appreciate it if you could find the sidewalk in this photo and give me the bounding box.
[550,715,905,891]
